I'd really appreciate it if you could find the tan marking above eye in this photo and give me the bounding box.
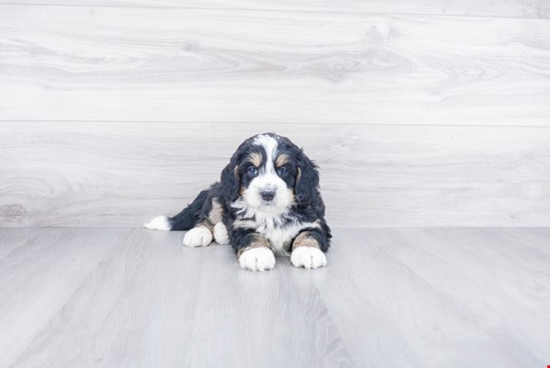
[275,153,290,168]
[247,152,263,167]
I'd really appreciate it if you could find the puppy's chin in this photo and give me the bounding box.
[257,202,285,214]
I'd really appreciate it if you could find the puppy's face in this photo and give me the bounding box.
[235,134,299,214]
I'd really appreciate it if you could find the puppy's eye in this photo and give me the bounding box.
[277,167,288,176]
[248,166,258,176]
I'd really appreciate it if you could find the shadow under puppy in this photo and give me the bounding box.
[145,133,331,271]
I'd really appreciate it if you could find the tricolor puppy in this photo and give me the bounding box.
[145,133,331,271]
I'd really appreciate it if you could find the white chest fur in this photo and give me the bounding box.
[253,214,320,256]
[231,199,320,256]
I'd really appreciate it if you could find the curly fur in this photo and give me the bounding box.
[145,133,331,270]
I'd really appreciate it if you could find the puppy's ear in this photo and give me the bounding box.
[221,158,240,202]
[295,150,320,206]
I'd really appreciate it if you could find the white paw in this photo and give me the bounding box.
[144,216,171,231]
[291,247,327,269]
[213,222,230,245]
[239,247,276,272]
[183,227,213,247]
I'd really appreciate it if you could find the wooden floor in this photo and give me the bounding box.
[1,227,549,368]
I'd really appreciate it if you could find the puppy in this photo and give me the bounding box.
[145,133,331,271]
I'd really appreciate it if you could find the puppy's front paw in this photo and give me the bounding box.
[183,226,213,247]
[291,247,327,269]
[238,247,276,272]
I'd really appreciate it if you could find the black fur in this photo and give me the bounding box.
[151,133,331,259]
[167,189,210,230]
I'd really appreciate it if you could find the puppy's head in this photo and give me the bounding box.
[221,133,319,214]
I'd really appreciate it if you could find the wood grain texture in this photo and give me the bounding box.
[4,0,550,18]
[1,121,550,227]
[9,229,207,368]
[0,227,35,261]
[313,228,550,368]
[1,6,549,125]
[9,228,356,368]
[0,228,131,368]
[2,227,549,368]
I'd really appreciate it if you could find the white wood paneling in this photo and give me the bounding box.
[1,121,549,227]
[1,4,549,228]
[1,6,549,125]
[4,1,550,18]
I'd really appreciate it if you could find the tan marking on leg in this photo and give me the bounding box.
[199,221,214,231]
[199,199,224,232]
[208,198,224,225]
[247,152,262,167]
[237,233,271,259]
[292,231,320,250]
[275,153,290,168]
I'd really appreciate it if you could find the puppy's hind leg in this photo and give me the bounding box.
[213,222,230,245]
[183,194,226,247]
[183,226,213,247]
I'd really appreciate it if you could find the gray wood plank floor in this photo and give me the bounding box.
[1,227,549,368]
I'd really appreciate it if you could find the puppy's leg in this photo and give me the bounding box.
[213,222,230,245]
[183,196,221,247]
[183,226,213,247]
[290,230,328,269]
[233,230,275,272]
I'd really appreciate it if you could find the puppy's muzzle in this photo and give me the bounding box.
[261,190,276,202]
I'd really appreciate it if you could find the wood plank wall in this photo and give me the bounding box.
[1,3,549,227]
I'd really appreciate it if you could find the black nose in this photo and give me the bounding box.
[261,191,276,201]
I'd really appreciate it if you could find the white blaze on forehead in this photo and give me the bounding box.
[246,134,292,213]
[253,134,279,173]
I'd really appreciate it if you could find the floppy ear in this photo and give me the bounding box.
[220,157,241,202]
[295,150,320,206]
